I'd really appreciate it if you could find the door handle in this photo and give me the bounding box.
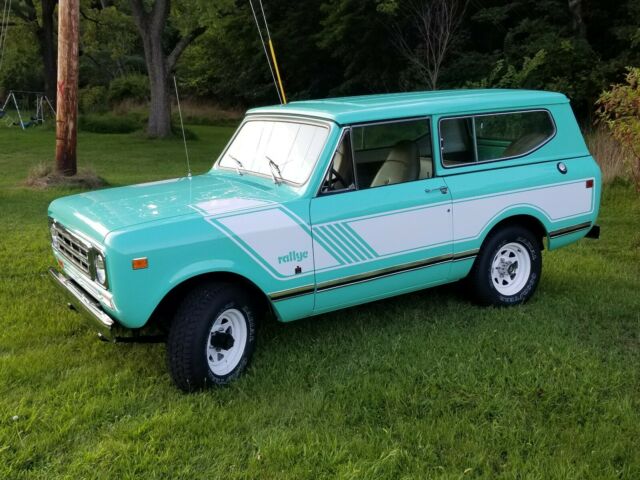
[425,186,448,194]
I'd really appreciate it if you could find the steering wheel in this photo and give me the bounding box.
[328,167,347,190]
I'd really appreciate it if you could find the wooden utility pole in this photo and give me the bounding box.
[55,0,79,176]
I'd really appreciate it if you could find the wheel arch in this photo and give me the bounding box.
[146,271,272,332]
[480,213,549,251]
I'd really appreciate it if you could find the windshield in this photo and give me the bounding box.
[218,119,329,185]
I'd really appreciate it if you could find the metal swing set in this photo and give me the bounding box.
[0,0,56,130]
[0,0,282,132]
[0,90,56,129]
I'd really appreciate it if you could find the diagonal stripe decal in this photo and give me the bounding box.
[326,224,368,262]
[337,223,378,259]
[318,226,358,263]
[313,227,352,264]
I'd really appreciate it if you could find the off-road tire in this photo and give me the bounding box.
[469,226,542,306]
[167,282,257,391]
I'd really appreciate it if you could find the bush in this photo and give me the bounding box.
[596,67,640,191]
[107,74,149,105]
[79,86,108,114]
[171,125,199,141]
[79,113,142,134]
[169,100,242,127]
[585,128,628,184]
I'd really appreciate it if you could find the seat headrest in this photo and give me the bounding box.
[370,140,419,187]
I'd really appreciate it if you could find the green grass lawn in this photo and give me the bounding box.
[1,126,639,479]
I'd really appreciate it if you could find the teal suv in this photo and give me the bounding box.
[48,90,601,390]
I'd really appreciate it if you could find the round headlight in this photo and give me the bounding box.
[94,253,107,286]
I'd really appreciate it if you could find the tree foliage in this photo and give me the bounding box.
[0,0,639,122]
[596,67,640,190]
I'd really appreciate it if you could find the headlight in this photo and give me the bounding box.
[93,252,108,287]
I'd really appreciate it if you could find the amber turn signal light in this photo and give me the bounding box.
[132,257,148,270]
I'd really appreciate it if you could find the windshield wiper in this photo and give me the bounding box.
[266,156,283,184]
[228,154,244,176]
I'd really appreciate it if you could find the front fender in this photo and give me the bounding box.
[102,215,280,329]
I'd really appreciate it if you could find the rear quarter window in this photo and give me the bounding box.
[440,110,555,167]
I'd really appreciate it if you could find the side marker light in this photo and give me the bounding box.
[132,258,148,270]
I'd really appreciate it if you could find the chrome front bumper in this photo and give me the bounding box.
[49,268,116,341]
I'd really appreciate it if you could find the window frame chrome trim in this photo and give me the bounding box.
[437,108,557,170]
[314,116,435,196]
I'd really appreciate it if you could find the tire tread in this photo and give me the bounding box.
[167,282,254,391]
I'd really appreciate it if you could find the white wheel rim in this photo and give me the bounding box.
[490,242,532,296]
[206,308,247,376]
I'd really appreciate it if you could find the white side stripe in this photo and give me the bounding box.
[348,204,453,256]
[194,179,595,282]
[214,207,339,278]
[453,179,593,241]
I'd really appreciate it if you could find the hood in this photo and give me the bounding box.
[48,171,299,242]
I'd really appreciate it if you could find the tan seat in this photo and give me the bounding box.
[370,140,419,187]
[503,132,549,157]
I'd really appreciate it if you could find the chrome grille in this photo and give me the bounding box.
[51,223,91,275]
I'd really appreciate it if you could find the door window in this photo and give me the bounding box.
[321,118,434,194]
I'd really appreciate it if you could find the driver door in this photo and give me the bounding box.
[310,118,454,314]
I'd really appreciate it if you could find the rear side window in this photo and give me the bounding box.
[440,110,555,167]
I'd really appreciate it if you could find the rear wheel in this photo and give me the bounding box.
[167,283,257,391]
[469,226,542,306]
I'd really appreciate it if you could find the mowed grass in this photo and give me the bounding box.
[0,125,639,479]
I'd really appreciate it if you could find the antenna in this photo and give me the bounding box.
[173,75,192,178]
[249,0,284,104]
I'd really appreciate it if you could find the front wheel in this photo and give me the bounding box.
[468,226,542,306]
[166,283,257,391]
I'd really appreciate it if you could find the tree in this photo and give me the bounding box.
[12,0,57,102]
[318,0,406,96]
[567,0,586,38]
[79,1,141,86]
[387,0,469,90]
[128,0,205,137]
[597,67,640,191]
[179,0,340,105]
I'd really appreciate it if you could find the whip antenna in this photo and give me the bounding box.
[249,0,284,104]
[257,0,286,103]
[173,76,191,178]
